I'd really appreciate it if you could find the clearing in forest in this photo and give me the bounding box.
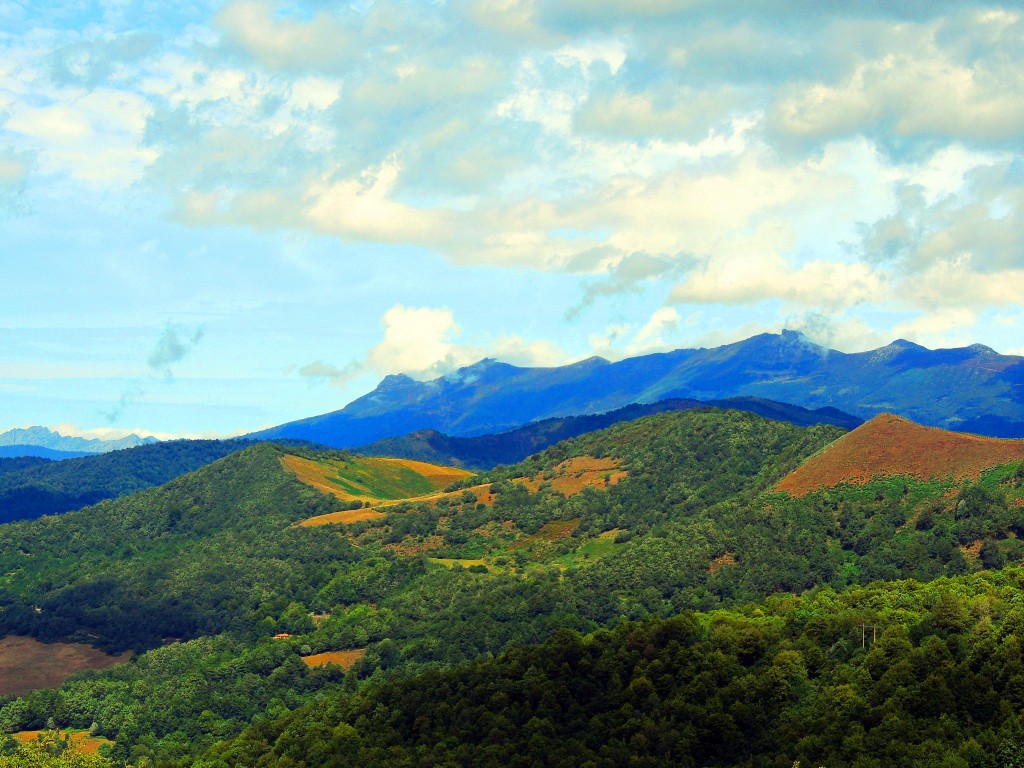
[777,413,1024,497]
[14,730,114,756]
[519,456,627,496]
[0,636,131,697]
[282,454,473,504]
[301,648,367,670]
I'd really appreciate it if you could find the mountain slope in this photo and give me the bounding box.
[777,413,1024,497]
[6,408,1024,765]
[354,397,861,469]
[254,330,1024,447]
[207,568,1024,768]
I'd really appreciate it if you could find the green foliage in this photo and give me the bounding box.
[206,569,1024,767]
[0,440,248,523]
[0,444,354,652]
[0,731,115,767]
[6,409,1024,766]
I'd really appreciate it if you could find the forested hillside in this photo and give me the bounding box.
[3,409,1024,766]
[205,568,1024,768]
[0,440,249,523]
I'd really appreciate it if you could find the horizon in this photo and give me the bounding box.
[3,328,1018,441]
[3,1,1024,437]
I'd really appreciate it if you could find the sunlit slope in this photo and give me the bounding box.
[777,413,1024,497]
[281,453,473,504]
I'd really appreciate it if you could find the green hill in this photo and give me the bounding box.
[0,439,250,523]
[2,409,1024,765]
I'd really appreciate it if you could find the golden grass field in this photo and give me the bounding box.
[301,648,367,670]
[519,456,628,496]
[14,730,114,756]
[0,636,131,697]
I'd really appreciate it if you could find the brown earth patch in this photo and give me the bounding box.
[0,636,131,697]
[1014,498,1024,508]
[709,552,737,574]
[388,535,445,555]
[961,539,984,561]
[520,456,627,497]
[14,730,113,756]
[302,648,367,670]
[377,458,473,488]
[283,454,473,504]
[297,508,387,527]
[776,414,1024,497]
[511,518,581,550]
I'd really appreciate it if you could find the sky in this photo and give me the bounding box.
[2,0,1024,439]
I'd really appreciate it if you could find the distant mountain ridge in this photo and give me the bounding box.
[354,397,863,469]
[254,330,1024,446]
[0,426,158,456]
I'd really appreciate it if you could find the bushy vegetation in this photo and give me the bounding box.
[2,409,1024,766]
[203,569,1024,768]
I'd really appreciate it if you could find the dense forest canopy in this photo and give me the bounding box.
[0,409,1023,765]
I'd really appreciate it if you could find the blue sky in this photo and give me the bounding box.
[3,0,1024,438]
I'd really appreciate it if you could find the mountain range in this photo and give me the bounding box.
[0,426,159,458]
[354,396,862,469]
[255,330,1024,446]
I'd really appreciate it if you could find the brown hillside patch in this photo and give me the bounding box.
[709,552,737,574]
[388,535,444,555]
[511,519,581,550]
[0,636,131,697]
[776,414,1024,498]
[14,730,113,756]
[520,456,627,497]
[298,508,387,527]
[961,539,984,562]
[377,457,473,487]
[302,648,367,670]
[282,455,473,503]
[281,455,364,502]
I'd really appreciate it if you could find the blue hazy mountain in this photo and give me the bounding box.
[0,426,159,458]
[255,330,1024,447]
[353,397,862,469]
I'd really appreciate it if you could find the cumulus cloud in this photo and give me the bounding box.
[669,255,888,309]
[568,251,686,319]
[214,0,359,72]
[4,0,1024,359]
[297,304,575,386]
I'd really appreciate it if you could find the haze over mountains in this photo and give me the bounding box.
[255,330,1024,447]
[0,427,158,459]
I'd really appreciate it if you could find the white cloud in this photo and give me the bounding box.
[366,305,472,379]
[669,255,888,309]
[632,307,680,349]
[891,308,980,349]
[214,0,358,72]
[4,87,156,184]
[768,12,1024,150]
[303,157,453,244]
